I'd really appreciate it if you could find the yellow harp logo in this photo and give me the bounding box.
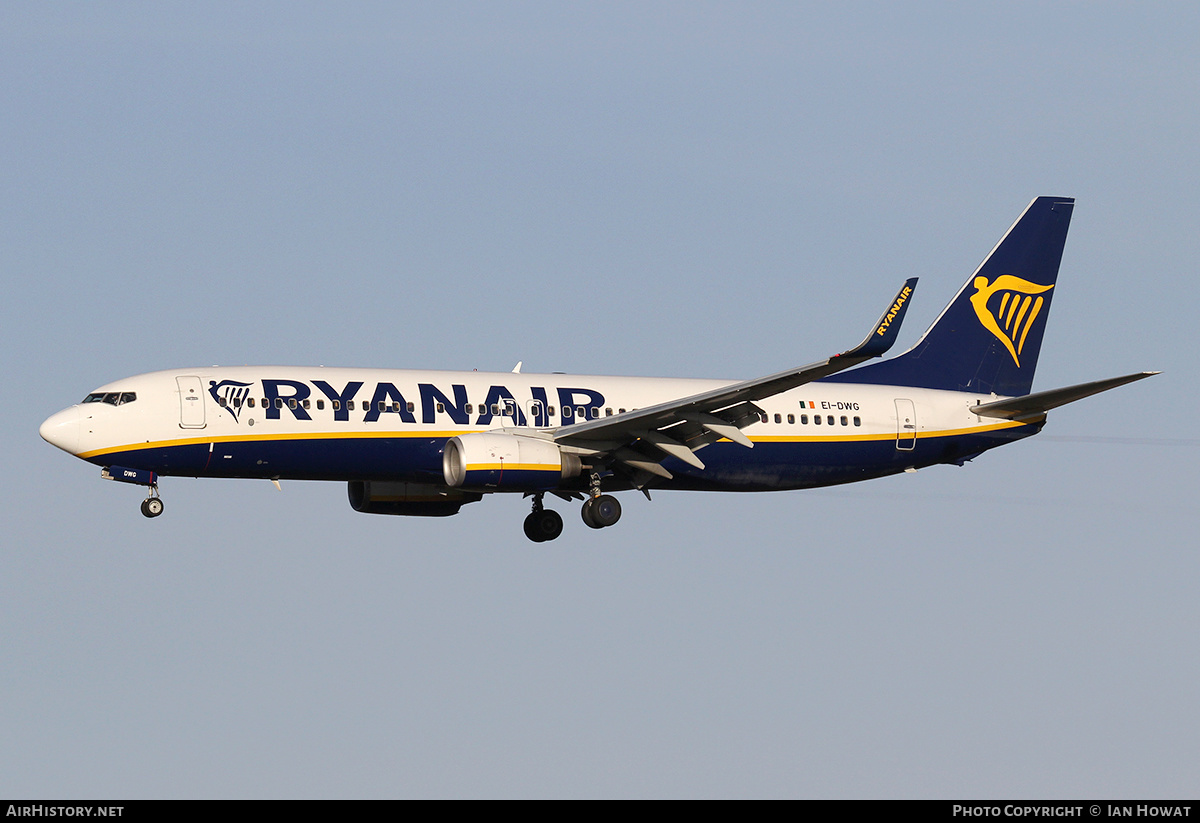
[969,275,1054,367]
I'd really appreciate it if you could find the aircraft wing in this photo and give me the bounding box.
[551,278,918,481]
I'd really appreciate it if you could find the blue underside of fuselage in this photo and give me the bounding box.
[89,423,1042,492]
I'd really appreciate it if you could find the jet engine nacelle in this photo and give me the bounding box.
[348,481,481,517]
[443,433,582,491]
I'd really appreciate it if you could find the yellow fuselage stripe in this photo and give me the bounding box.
[78,418,1032,461]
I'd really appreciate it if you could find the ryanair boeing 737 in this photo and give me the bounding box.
[40,197,1155,541]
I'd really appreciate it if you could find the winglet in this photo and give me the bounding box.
[839,277,918,359]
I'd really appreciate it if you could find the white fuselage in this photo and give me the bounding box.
[41,366,1033,493]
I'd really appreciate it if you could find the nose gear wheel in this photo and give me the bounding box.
[140,485,164,518]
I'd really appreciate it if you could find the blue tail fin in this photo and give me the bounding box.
[827,196,1075,396]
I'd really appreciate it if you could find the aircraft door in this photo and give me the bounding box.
[894,398,915,450]
[177,375,207,429]
[497,398,518,429]
[526,399,546,428]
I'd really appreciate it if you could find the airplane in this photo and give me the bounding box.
[40,196,1156,541]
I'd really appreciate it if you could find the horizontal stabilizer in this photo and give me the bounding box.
[971,371,1159,421]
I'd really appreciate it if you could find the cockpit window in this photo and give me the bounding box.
[82,392,136,406]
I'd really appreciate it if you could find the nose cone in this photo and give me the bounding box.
[40,407,82,455]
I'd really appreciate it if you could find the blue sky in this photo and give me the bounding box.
[2,3,1196,798]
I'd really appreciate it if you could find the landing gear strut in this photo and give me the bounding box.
[523,493,563,542]
[140,485,164,518]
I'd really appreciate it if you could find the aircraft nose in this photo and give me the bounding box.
[40,407,82,454]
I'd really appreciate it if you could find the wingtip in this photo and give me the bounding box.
[842,277,919,359]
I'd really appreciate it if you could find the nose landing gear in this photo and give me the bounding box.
[100,466,164,518]
[140,485,164,518]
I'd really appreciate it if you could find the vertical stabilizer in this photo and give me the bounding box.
[829,196,1075,396]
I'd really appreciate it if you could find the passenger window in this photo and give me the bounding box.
[577,407,585,419]
[303,399,311,410]
[618,408,626,414]
[407,402,415,413]
[760,413,768,423]
[491,405,500,415]
[316,400,325,410]
[247,398,256,408]
[840,416,848,426]
[436,403,445,413]
[465,404,473,414]
[548,406,556,417]
[853,416,861,426]
[814,415,821,425]
[289,399,297,409]
[774,413,782,423]
[827,415,834,425]
[233,398,242,408]
[787,414,795,424]
[801,414,808,424]
[347,400,355,411]
[217,396,228,407]
[605,408,613,416]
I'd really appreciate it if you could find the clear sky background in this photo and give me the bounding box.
[2,3,1196,799]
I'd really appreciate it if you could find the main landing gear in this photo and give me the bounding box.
[581,470,621,530]
[522,474,624,542]
[581,494,621,529]
[140,484,164,518]
[523,494,564,543]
